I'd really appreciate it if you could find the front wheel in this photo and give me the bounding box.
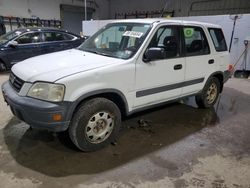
[69,98,121,152]
[195,77,221,108]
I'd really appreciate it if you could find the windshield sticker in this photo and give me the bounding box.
[123,31,144,38]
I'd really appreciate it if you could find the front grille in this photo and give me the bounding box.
[9,72,24,92]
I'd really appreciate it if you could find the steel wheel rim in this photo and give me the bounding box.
[85,111,114,144]
[206,83,218,104]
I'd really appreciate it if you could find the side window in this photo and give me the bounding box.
[15,32,41,44]
[44,32,56,42]
[55,33,64,41]
[63,33,75,40]
[209,28,227,52]
[44,32,66,42]
[183,27,210,56]
[148,26,179,58]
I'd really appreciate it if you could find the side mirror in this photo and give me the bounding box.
[143,47,165,62]
[8,41,18,48]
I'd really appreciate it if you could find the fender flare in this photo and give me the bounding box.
[206,71,225,92]
[66,88,130,122]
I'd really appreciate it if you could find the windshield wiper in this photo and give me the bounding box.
[94,51,114,58]
[83,49,114,58]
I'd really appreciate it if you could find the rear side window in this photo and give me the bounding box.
[43,32,74,42]
[209,28,227,52]
[63,33,75,40]
[183,26,210,56]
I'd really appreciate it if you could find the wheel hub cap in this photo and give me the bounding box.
[206,83,218,104]
[85,112,114,144]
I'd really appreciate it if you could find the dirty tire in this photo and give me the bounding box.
[234,70,249,79]
[0,62,7,72]
[195,77,220,108]
[69,98,121,152]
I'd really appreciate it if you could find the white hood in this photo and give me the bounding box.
[12,49,121,82]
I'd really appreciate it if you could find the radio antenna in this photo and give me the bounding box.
[160,0,169,18]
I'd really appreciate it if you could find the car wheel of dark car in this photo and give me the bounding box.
[0,61,7,72]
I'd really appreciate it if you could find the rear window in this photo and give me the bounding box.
[208,28,227,52]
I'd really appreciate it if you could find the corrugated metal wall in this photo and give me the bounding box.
[109,0,250,18]
[187,0,250,16]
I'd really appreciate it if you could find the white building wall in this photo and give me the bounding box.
[0,0,110,20]
[177,14,250,70]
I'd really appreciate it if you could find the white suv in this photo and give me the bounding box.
[2,19,230,151]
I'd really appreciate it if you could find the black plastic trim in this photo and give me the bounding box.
[136,77,204,98]
[128,93,198,116]
[68,88,130,117]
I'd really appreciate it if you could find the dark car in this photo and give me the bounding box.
[0,27,86,71]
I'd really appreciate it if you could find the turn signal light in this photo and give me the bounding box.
[52,114,62,121]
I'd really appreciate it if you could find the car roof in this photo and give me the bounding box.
[12,27,79,36]
[110,18,221,28]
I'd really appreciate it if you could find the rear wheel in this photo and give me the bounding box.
[0,62,7,72]
[195,77,220,108]
[69,98,121,152]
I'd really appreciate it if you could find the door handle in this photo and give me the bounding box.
[208,59,214,64]
[174,64,182,70]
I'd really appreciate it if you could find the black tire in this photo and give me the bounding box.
[234,70,249,78]
[0,61,7,72]
[69,98,121,152]
[195,77,221,108]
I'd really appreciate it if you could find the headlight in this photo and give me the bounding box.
[27,82,65,102]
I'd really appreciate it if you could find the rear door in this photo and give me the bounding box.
[181,26,215,96]
[208,28,229,73]
[60,32,80,49]
[41,31,66,54]
[41,31,79,54]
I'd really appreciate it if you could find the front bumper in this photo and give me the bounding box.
[2,81,73,132]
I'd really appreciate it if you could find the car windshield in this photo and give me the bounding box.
[0,30,23,45]
[78,23,152,59]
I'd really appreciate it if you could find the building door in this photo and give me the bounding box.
[60,4,93,35]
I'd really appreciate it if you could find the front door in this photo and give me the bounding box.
[134,25,185,108]
[7,31,42,65]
